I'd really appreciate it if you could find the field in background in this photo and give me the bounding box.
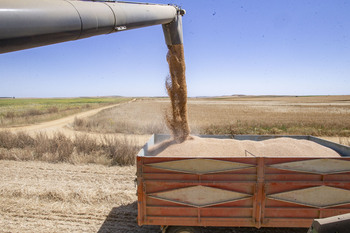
[1,95,349,167]
[0,97,130,127]
[73,95,350,138]
[74,98,169,134]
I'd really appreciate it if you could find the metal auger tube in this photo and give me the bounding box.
[0,0,185,54]
[162,8,185,46]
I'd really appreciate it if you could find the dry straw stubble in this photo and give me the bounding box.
[0,131,138,166]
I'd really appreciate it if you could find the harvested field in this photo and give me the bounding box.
[72,99,169,134]
[72,96,350,137]
[0,160,306,233]
[0,160,141,232]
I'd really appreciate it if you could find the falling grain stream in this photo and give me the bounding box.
[165,44,191,142]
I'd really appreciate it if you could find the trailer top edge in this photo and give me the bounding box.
[137,134,350,157]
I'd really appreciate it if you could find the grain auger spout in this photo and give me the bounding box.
[0,0,185,54]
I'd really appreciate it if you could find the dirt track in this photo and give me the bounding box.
[0,160,307,233]
[4,103,124,133]
[0,101,150,147]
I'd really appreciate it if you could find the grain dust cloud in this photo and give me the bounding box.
[165,44,190,143]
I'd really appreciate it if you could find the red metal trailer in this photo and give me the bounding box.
[137,135,350,233]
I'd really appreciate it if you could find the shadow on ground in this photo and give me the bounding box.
[97,202,159,233]
[202,227,307,233]
[98,201,307,233]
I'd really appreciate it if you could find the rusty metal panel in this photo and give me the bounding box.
[268,186,350,208]
[147,158,255,174]
[269,159,350,174]
[149,185,252,208]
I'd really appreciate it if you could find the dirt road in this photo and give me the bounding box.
[5,103,124,133]
[1,101,150,147]
[0,160,306,233]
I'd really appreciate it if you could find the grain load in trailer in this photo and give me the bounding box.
[147,136,341,157]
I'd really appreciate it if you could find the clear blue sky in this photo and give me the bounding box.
[1,0,349,98]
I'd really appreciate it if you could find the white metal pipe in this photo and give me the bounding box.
[0,0,183,53]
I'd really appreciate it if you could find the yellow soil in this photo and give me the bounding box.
[0,160,158,233]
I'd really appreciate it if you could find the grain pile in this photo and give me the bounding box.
[165,44,190,142]
[148,136,341,157]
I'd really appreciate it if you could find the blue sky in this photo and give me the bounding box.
[1,0,349,97]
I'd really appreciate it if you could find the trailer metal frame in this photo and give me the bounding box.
[137,135,350,229]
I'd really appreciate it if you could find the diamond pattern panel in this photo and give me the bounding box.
[270,159,350,174]
[148,158,254,174]
[268,186,350,208]
[149,185,251,207]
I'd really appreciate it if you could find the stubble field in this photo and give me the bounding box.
[74,95,350,141]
